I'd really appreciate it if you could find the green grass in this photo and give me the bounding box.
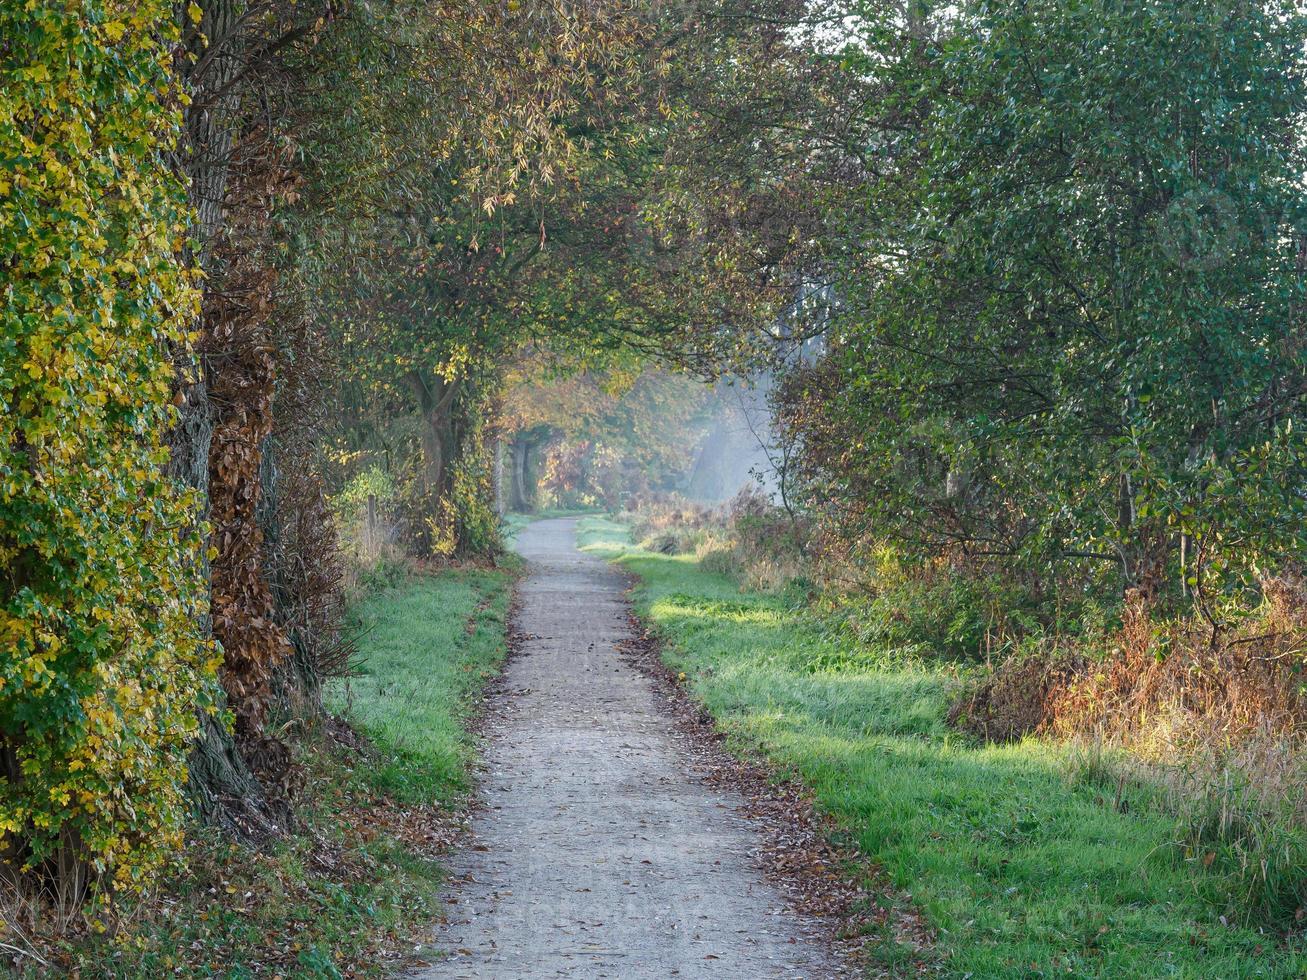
[577,516,1306,979]
[37,564,516,978]
[327,564,515,804]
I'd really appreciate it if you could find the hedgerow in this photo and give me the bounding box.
[0,1,216,899]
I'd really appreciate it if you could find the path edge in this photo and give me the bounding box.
[611,567,938,979]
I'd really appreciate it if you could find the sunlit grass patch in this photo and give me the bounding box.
[326,566,514,803]
[580,516,1307,978]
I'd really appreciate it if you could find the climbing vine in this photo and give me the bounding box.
[0,1,215,895]
[204,134,296,742]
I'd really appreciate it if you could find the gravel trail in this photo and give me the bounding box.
[417,517,842,979]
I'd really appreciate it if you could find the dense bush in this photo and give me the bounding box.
[0,1,214,902]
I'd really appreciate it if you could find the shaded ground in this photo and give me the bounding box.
[419,518,844,979]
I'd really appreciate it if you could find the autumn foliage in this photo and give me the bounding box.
[0,1,216,897]
[204,138,297,740]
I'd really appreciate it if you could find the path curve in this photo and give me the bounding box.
[417,518,842,979]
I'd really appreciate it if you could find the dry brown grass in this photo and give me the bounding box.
[956,580,1307,925]
[949,647,1087,743]
[1050,583,1306,748]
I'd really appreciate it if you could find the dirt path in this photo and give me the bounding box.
[418,518,844,979]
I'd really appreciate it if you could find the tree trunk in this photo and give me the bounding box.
[186,713,287,839]
[493,437,506,516]
[169,0,282,835]
[421,412,448,496]
[405,370,464,552]
[510,434,534,512]
[167,360,273,830]
[408,371,459,495]
[182,0,243,270]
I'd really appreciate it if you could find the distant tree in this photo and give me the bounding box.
[499,354,712,510]
[310,1,715,552]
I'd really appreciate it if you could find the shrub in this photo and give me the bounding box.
[960,585,1307,926]
[949,646,1087,743]
[334,466,398,521]
[333,466,403,584]
[0,1,214,910]
[623,487,814,592]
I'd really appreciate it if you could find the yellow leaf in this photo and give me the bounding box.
[188,2,203,24]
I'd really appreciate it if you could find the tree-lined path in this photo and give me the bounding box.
[7,3,1307,974]
[420,519,842,979]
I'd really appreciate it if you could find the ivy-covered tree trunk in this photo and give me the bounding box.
[171,0,286,835]
[166,338,274,832]
[493,437,507,515]
[403,369,502,555]
[406,370,459,551]
[2,0,219,905]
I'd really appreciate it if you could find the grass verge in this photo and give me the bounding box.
[578,515,1306,978]
[327,563,516,803]
[25,564,513,979]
